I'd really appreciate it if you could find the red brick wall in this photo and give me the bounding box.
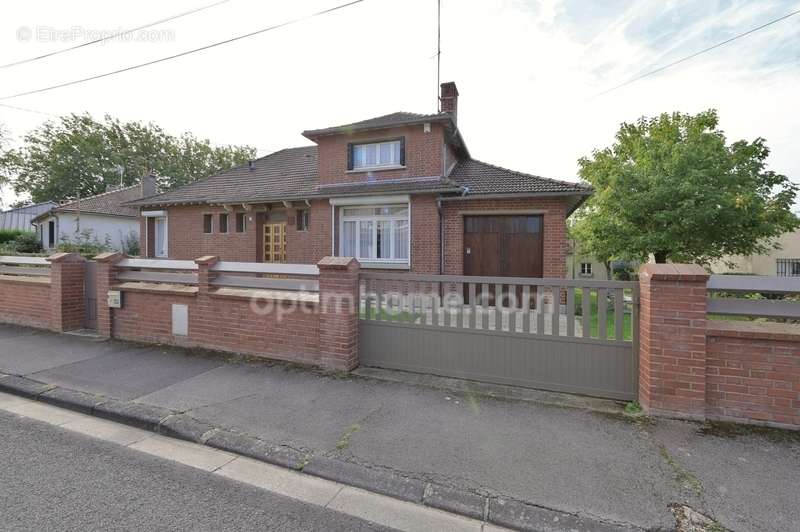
[286,200,332,263]
[706,322,800,428]
[49,258,86,332]
[161,205,260,261]
[101,256,360,371]
[0,278,52,329]
[316,124,445,185]
[441,197,569,277]
[638,264,709,419]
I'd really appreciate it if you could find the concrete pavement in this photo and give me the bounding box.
[1,323,798,531]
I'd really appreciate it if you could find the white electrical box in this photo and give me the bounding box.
[107,290,122,309]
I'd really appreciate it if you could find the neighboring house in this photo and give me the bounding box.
[33,176,155,252]
[127,82,592,278]
[712,229,800,276]
[566,241,608,280]
[0,201,57,232]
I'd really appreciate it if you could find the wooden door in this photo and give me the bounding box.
[262,222,287,262]
[464,215,543,306]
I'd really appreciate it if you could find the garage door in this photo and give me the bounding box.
[464,215,543,278]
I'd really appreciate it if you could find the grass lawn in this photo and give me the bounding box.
[359,306,420,323]
[574,289,633,341]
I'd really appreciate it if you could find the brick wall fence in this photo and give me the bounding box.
[94,253,360,372]
[0,252,85,332]
[638,264,800,429]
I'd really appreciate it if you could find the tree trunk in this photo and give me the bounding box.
[654,251,669,263]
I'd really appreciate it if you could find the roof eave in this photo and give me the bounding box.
[302,115,454,141]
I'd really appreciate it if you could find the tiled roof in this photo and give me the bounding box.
[449,159,592,195]
[52,185,143,218]
[127,146,319,207]
[128,149,592,208]
[302,112,453,138]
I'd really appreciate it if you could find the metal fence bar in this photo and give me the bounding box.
[708,274,800,294]
[551,286,560,336]
[566,287,575,337]
[432,282,441,327]
[375,280,384,322]
[494,283,502,332]
[536,286,545,335]
[469,283,477,329]
[360,271,635,288]
[522,285,531,334]
[707,297,800,319]
[597,288,607,341]
[614,288,624,341]
[364,279,372,320]
[582,287,590,339]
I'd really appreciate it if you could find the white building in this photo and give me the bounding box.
[32,177,155,252]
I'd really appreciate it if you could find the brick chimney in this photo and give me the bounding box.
[440,81,459,122]
[140,174,157,198]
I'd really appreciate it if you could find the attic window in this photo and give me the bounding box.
[348,138,404,170]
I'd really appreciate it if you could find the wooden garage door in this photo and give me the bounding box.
[464,215,543,278]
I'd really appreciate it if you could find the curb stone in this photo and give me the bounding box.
[158,414,216,443]
[39,387,104,415]
[93,399,174,431]
[422,483,487,520]
[0,376,644,532]
[489,497,639,532]
[302,455,426,503]
[0,375,53,399]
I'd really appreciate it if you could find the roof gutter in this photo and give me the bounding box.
[436,190,592,201]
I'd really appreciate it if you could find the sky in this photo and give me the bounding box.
[0,0,798,206]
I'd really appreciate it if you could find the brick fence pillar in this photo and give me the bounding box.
[46,252,86,332]
[194,255,219,293]
[317,256,360,371]
[638,264,709,420]
[94,251,125,338]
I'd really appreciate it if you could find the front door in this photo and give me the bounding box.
[464,215,543,305]
[262,222,287,262]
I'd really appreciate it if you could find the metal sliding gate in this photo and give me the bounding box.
[83,261,97,330]
[359,273,639,401]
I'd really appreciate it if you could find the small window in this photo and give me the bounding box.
[580,262,593,276]
[236,212,247,233]
[349,139,403,170]
[296,209,309,231]
[219,213,228,234]
[777,259,800,277]
[203,214,213,234]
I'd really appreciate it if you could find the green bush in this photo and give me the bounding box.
[0,229,26,244]
[58,229,111,259]
[13,232,42,253]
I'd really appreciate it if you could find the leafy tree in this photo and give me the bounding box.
[572,110,798,265]
[0,113,256,203]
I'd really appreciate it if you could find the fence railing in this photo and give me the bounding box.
[707,274,800,319]
[360,272,638,343]
[210,261,319,292]
[114,258,319,292]
[0,255,51,278]
[117,258,198,285]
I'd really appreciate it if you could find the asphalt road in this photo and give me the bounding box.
[0,410,391,532]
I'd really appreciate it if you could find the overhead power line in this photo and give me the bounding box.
[595,8,800,97]
[0,102,59,117]
[0,0,366,101]
[0,0,232,69]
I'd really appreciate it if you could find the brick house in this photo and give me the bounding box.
[127,82,591,278]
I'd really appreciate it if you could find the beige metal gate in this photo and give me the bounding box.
[359,273,639,401]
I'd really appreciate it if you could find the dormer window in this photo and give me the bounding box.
[348,138,405,171]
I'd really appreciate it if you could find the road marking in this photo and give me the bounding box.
[3,400,83,426]
[129,434,237,472]
[0,395,511,532]
[327,485,483,532]
[61,416,153,446]
[217,456,343,506]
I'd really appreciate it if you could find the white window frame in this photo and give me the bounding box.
[154,216,168,258]
[579,262,592,276]
[339,204,410,265]
[351,139,402,170]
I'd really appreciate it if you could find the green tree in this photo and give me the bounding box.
[573,110,798,265]
[0,113,256,203]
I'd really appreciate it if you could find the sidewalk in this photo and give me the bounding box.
[1,323,798,531]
